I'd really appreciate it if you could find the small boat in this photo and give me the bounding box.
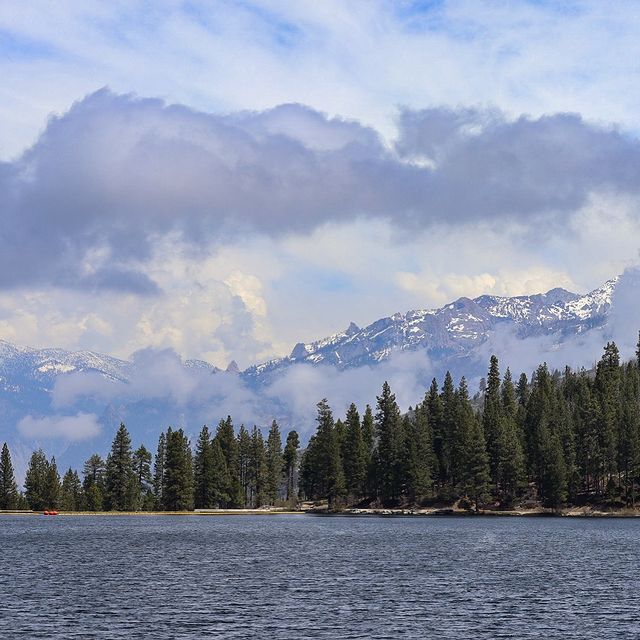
[43,510,59,516]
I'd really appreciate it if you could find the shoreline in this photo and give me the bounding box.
[3,506,640,518]
[0,509,304,517]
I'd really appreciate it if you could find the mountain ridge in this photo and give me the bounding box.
[244,276,619,383]
[0,275,621,390]
[0,271,636,478]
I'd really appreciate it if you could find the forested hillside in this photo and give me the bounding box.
[2,336,640,513]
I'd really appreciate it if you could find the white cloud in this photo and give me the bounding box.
[17,412,101,442]
[3,1,640,160]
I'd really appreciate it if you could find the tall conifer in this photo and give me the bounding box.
[283,430,300,502]
[0,443,19,509]
[265,420,283,505]
[105,423,135,511]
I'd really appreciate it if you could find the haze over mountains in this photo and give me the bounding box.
[1,268,639,477]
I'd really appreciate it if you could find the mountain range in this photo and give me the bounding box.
[1,270,638,476]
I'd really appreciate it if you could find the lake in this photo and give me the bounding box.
[2,514,640,638]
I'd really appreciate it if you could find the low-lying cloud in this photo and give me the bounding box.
[17,412,101,442]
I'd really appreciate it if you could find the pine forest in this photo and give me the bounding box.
[3,337,640,514]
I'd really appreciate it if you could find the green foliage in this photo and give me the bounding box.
[249,426,268,507]
[283,430,300,502]
[133,445,153,510]
[25,449,59,510]
[194,425,214,509]
[341,404,366,499]
[0,443,19,509]
[163,427,194,511]
[237,425,253,505]
[404,403,433,501]
[462,416,491,511]
[104,423,135,511]
[16,333,640,514]
[61,469,83,511]
[153,432,166,510]
[375,382,403,505]
[300,399,345,509]
[265,420,283,505]
[214,417,242,507]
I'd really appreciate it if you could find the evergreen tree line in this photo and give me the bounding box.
[2,336,640,513]
[3,419,300,512]
[299,337,640,511]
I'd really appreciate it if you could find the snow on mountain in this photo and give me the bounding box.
[0,276,624,397]
[244,277,621,383]
[0,339,132,391]
[0,272,633,479]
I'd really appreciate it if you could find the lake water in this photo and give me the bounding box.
[2,515,640,638]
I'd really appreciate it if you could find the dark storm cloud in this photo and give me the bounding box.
[396,107,640,220]
[2,89,640,292]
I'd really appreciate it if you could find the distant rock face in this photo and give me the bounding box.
[244,277,620,383]
[225,360,240,374]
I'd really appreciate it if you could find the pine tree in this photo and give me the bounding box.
[404,402,433,502]
[361,404,375,499]
[595,342,621,486]
[82,454,106,511]
[300,400,346,508]
[498,368,526,502]
[25,449,49,510]
[44,457,61,510]
[194,425,214,509]
[426,378,445,486]
[618,363,640,505]
[210,439,231,507]
[249,426,268,507]
[502,368,518,418]
[0,442,19,509]
[265,420,283,505]
[283,430,300,502]
[61,469,83,511]
[462,415,491,512]
[524,363,555,486]
[153,432,166,510]
[237,425,253,507]
[133,445,153,510]
[539,423,567,511]
[375,382,403,504]
[483,355,504,490]
[451,380,470,490]
[439,372,457,485]
[104,423,135,511]
[342,404,366,499]
[214,417,242,507]
[317,399,346,509]
[163,428,194,511]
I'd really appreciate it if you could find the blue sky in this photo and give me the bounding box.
[1,1,640,369]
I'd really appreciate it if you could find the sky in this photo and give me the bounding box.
[2,0,640,370]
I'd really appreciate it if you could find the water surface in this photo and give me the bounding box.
[2,515,639,638]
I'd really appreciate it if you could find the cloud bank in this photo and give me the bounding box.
[2,90,640,295]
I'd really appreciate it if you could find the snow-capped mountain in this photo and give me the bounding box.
[0,271,636,477]
[0,276,622,398]
[244,277,620,383]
